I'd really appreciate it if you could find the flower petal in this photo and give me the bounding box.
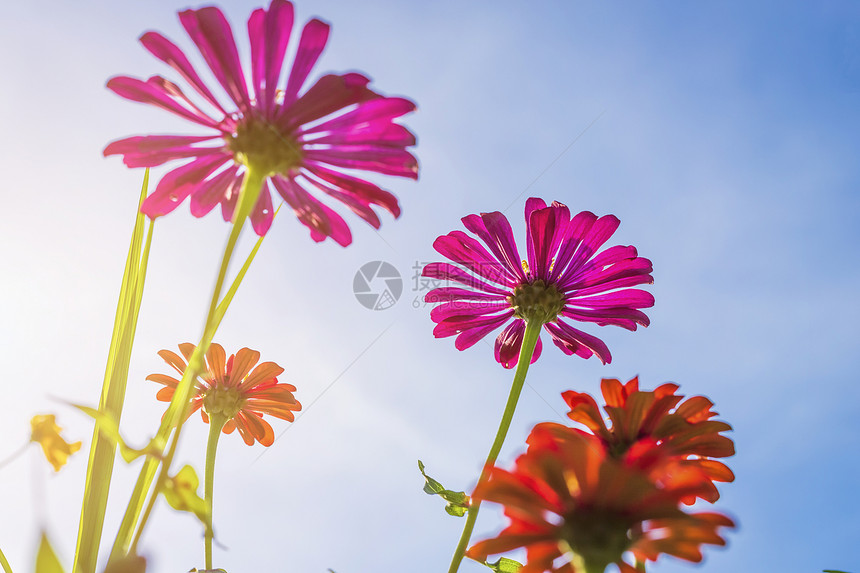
[462,212,527,283]
[271,175,352,246]
[107,76,221,129]
[179,6,252,111]
[543,320,611,364]
[282,18,330,106]
[141,154,231,218]
[247,0,294,115]
[139,31,228,116]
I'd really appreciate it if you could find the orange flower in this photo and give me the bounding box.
[467,427,733,573]
[30,414,82,471]
[147,343,301,446]
[543,377,734,503]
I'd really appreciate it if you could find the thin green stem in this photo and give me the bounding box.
[111,167,266,562]
[204,413,227,570]
[0,546,12,573]
[128,420,185,556]
[447,320,543,573]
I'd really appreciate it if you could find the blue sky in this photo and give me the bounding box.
[1,1,859,572]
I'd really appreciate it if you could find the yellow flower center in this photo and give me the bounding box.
[506,279,565,324]
[203,386,245,419]
[227,119,303,176]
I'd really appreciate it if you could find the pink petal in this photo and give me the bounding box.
[248,0,293,115]
[462,212,527,283]
[421,262,512,296]
[190,164,240,217]
[549,210,598,283]
[219,172,244,222]
[142,154,231,218]
[564,214,621,276]
[494,320,526,369]
[279,73,377,129]
[560,307,651,330]
[455,317,510,350]
[249,185,275,235]
[179,6,252,111]
[523,198,547,272]
[107,76,221,129]
[432,231,516,287]
[103,134,223,168]
[300,172,381,229]
[302,122,416,147]
[271,175,352,246]
[425,287,505,304]
[567,289,655,309]
[543,320,611,364]
[302,163,400,217]
[140,31,228,116]
[304,146,419,179]
[301,97,416,136]
[433,310,514,339]
[430,300,512,323]
[282,18,330,106]
[527,203,570,280]
[563,257,653,291]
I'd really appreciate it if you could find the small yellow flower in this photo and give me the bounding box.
[30,415,82,471]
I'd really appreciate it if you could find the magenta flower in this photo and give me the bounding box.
[422,198,654,368]
[104,1,418,246]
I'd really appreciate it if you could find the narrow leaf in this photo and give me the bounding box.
[418,460,470,517]
[72,404,163,463]
[35,534,65,573]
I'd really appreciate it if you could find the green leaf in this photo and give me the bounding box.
[72,404,164,464]
[35,534,65,573]
[822,570,852,573]
[163,465,210,528]
[418,460,470,517]
[483,558,522,573]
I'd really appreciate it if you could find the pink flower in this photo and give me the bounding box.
[422,198,654,368]
[105,1,418,245]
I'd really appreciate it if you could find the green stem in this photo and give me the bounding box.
[111,167,265,561]
[447,320,542,573]
[0,546,12,573]
[204,414,227,570]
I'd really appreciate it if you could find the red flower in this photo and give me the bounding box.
[147,343,301,446]
[546,377,734,503]
[105,1,417,245]
[467,426,733,573]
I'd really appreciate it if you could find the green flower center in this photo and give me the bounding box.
[560,510,631,572]
[506,279,565,324]
[227,119,303,176]
[203,386,245,420]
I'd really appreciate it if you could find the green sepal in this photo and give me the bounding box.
[35,533,65,573]
[163,465,211,529]
[72,404,165,464]
[483,558,523,573]
[418,460,470,517]
[187,569,227,573]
